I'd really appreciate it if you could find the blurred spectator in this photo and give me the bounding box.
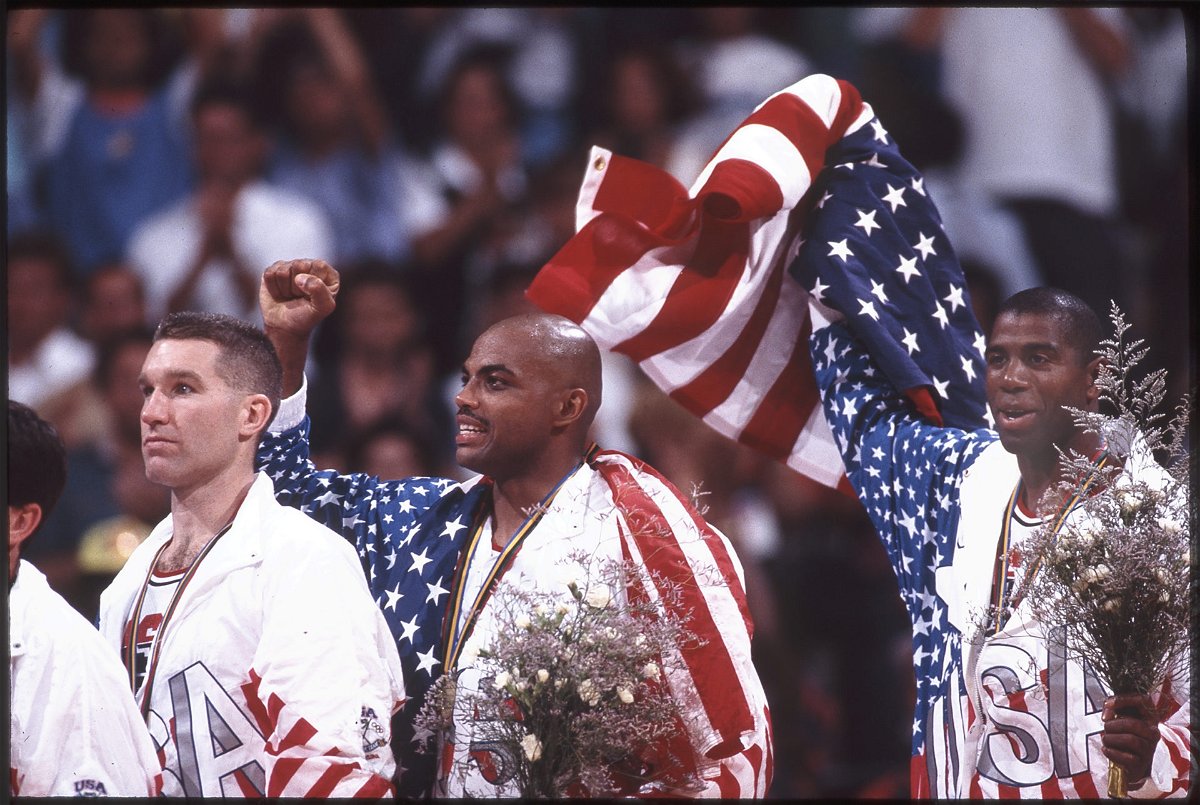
[79,262,148,343]
[909,7,1134,316]
[343,415,450,481]
[308,262,452,471]
[26,328,167,620]
[125,76,332,324]
[7,232,94,423]
[851,7,1043,300]
[249,8,416,267]
[6,9,212,276]
[759,462,912,798]
[406,44,533,372]
[586,41,700,176]
[669,7,813,184]
[1113,7,1190,404]
[414,8,584,166]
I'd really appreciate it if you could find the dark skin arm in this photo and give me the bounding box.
[1101,693,1162,785]
[259,258,340,396]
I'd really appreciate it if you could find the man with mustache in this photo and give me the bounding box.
[797,283,1190,798]
[255,258,772,798]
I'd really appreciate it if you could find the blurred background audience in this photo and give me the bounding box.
[7,7,1192,799]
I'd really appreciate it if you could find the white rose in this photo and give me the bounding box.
[1101,596,1122,613]
[616,685,634,704]
[493,671,512,691]
[642,662,660,679]
[585,583,612,609]
[578,678,600,706]
[536,669,550,684]
[460,643,481,667]
[1153,567,1171,585]
[515,614,533,631]
[555,602,570,616]
[522,733,543,762]
[534,603,548,617]
[1093,564,1110,582]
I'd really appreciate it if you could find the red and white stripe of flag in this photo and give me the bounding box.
[528,74,873,492]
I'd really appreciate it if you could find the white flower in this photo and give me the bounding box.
[1156,517,1183,536]
[585,583,612,609]
[641,662,660,679]
[521,733,543,762]
[536,669,550,683]
[493,671,512,691]
[1153,567,1171,585]
[534,603,548,617]
[515,614,533,631]
[1118,488,1146,518]
[1101,596,1122,613]
[1158,590,1171,604]
[555,602,570,616]
[557,567,578,590]
[1093,564,1110,582]
[616,685,634,704]
[578,678,600,706]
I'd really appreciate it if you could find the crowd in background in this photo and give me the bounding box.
[6,7,1192,799]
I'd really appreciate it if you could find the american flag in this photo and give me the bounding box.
[526,73,989,492]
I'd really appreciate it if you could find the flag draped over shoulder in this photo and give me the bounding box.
[527,73,988,489]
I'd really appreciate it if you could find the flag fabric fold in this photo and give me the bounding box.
[527,73,988,489]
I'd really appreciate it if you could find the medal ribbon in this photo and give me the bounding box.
[441,444,601,671]
[990,448,1110,635]
[123,521,234,717]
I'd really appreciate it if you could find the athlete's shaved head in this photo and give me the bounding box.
[480,313,603,428]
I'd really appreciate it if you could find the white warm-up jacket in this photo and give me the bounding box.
[10,560,162,797]
[98,472,406,797]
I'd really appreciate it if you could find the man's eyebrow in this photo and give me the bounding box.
[465,363,514,377]
[138,368,205,385]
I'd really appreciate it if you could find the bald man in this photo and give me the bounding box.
[255,260,772,798]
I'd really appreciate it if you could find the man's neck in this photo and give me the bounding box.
[1017,432,1105,515]
[488,454,584,549]
[158,474,254,571]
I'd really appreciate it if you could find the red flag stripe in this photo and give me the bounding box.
[668,259,788,416]
[614,220,752,363]
[737,315,822,462]
[268,757,305,798]
[306,762,359,798]
[597,460,757,744]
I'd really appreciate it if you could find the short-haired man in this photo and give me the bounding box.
[96,312,405,797]
[8,399,162,797]
[801,285,1190,797]
[255,260,773,798]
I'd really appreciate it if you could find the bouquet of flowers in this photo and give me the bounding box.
[1013,304,1193,797]
[414,554,706,798]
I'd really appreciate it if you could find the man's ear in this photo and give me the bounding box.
[239,393,273,441]
[8,503,43,555]
[552,388,589,429]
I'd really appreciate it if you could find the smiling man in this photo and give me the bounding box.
[255,259,773,798]
[96,311,405,797]
[804,286,1190,798]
